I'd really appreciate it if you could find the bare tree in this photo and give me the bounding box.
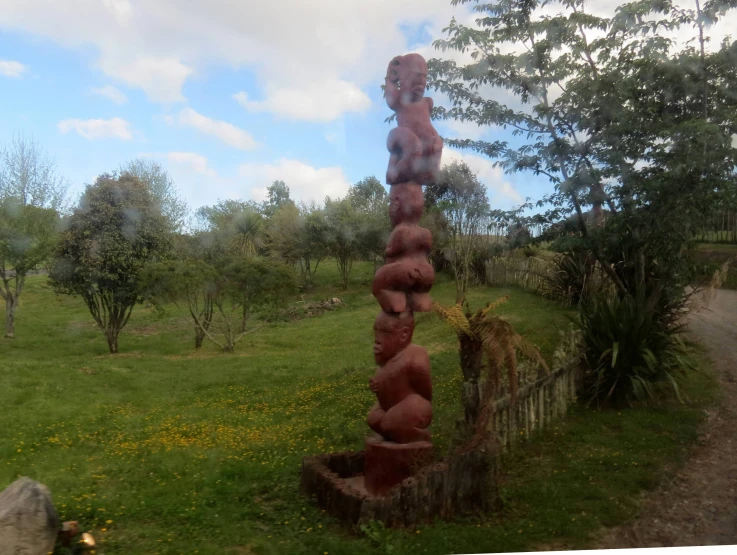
[0,133,69,211]
[119,158,189,233]
[427,161,490,303]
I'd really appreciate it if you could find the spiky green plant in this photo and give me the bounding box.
[576,287,696,407]
[231,209,265,258]
[543,250,598,306]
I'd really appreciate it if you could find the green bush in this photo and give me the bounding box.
[576,288,695,407]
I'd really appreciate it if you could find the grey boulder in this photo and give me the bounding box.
[0,477,59,555]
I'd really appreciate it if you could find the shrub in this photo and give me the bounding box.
[543,250,598,306]
[576,288,695,407]
[49,173,170,353]
[468,244,496,285]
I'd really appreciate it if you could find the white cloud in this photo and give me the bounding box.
[91,85,128,105]
[441,147,523,206]
[0,0,466,116]
[103,0,133,25]
[0,60,27,78]
[2,0,734,118]
[238,159,351,204]
[234,79,371,123]
[58,117,133,141]
[98,56,193,103]
[136,151,227,212]
[166,152,216,177]
[732,134,737,149]
[167,107,259,151]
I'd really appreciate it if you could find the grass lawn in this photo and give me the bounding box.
[0,260,719,554]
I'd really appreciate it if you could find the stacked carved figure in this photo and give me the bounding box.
[364,53,443,495]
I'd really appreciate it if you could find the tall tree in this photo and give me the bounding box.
[119,158,189,233]
[195,199,261,231]
[429,0,737,303]
[267,202,302,266]
[324,197,362,290]
[427,160,490,302]
[259,180,295,218]
[267,201,329,286]
[141,259,217,349]
[0,134,67,338]
[347,176,388,218]
[300,203,331,284]
[347,176,391,270]
[212,258,296,350]
[195,199,266,258]
[49,173,170,353]
[0,199,59,337]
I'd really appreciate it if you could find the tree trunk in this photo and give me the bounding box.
[455,265,467,304]
[303,258,312,286]
[339,256,350,290]
[459,333,484,425]
[195,327,204,349]
[106,329,119,354]
[4,295,17,338]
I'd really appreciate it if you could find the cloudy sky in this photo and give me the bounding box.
[0,0,733,215]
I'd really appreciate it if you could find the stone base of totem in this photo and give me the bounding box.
[364,436,433,495]
[300,444,498,528]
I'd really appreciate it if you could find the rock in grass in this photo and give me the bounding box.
[0,477,59,555]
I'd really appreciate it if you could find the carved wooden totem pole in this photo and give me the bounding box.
[364,53,443,495]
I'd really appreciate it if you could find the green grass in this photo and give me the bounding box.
[0,260,718,554]
[694,242,737,252]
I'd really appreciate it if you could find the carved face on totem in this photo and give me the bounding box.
[373,311,414,366]
[397,53,428,103]
[388,184,423,227]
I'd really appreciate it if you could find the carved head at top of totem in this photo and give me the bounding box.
[386,53,428,105]
[372,311,414,366]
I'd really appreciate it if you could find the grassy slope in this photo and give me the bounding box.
[0,260,718,554]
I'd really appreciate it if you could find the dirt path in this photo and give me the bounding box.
[592,288,737,548]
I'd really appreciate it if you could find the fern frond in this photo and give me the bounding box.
[514,335,550,375]
[432,302,472,336]
[479,295,510,319]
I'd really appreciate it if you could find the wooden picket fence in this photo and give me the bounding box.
[484,255,553,293]
[486,362,582,451]
[694,210,737,244]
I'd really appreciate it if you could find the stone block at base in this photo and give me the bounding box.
[0,477,59,555]
[364,436,433,495]
[301,448,497,528]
